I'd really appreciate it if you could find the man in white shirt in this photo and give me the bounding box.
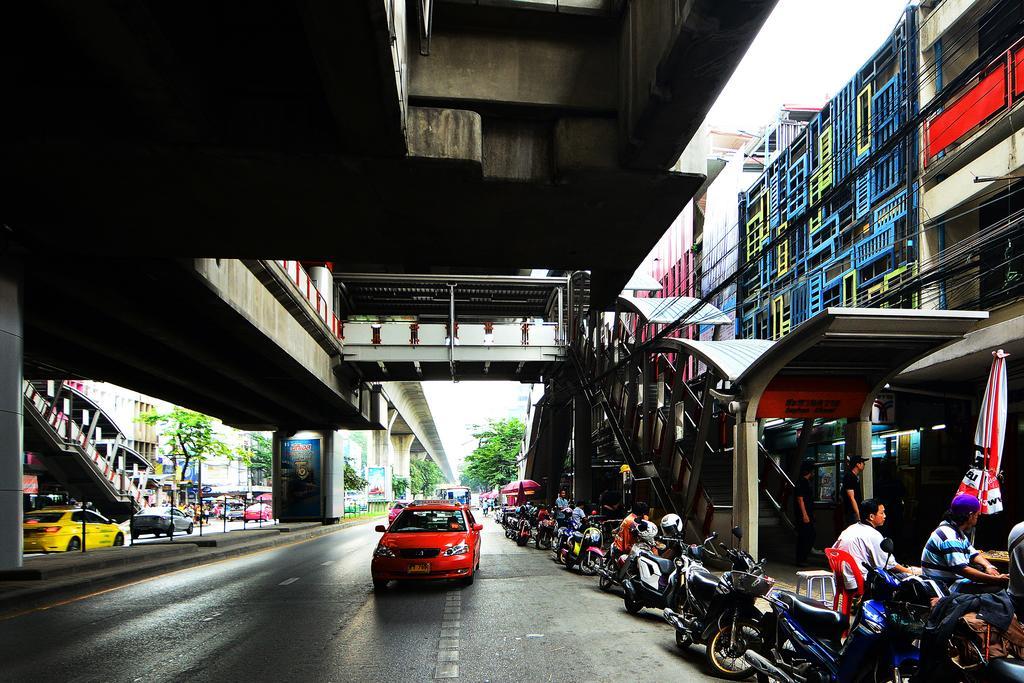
[833,498,918,589]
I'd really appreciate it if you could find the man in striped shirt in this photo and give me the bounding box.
[921,494,1008,593]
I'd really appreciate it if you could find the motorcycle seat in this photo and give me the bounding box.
[776,591,845,640]
[987,658,1024,683]
[637,551,673,575]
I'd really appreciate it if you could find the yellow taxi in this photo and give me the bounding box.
[23,506,125,553]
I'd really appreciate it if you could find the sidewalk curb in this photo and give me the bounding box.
[0,516,383,618]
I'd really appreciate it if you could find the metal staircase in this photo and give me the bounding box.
[565,271,796,545]
[23,380,150,519]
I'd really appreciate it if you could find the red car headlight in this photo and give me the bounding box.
[442,543,470,557]
[374,545,396,558]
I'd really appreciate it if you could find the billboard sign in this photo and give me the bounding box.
[280,437,322,519]
[367,466,387,502]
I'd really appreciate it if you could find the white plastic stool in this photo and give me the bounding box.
[795,569,835,605]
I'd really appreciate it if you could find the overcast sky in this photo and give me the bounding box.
[708,0,913,132]
[419,1,915,479]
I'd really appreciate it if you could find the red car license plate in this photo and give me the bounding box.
[407,562,430,574]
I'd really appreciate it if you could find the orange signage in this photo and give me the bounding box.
[23,474,39,494]
[756,376,869,419]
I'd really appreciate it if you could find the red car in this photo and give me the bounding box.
[244,503,272,522]
[371,502,482,590]
[387,502,408,525]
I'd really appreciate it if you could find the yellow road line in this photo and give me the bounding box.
[0,527,354,621]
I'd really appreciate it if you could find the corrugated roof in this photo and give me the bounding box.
[656,337,775,381]
[618,295,731,326]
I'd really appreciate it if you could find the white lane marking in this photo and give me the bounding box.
[278,577,300,585]
[201,612,223,622]
[434,589,461,679]
[320,561,334,565]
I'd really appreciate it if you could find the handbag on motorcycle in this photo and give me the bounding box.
[952,613,1024,666]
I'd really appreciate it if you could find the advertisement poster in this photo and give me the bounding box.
[281,437,321,519]
[816,465,836,504]
[367,466,387,502]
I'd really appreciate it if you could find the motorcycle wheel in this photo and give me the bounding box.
[598,561,613,592]
[705,619,762,680]
[516,535,529,547]
[624,594,643,615]
[539,533,551,550]
[579,552,598,576]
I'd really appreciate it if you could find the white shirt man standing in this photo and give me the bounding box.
[833,498,917,589]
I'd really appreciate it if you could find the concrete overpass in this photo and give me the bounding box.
[1,0,777,566]
[4,0,776,304]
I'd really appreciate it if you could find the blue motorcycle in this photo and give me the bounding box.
[744,538,941,683]
[551,513,582,564]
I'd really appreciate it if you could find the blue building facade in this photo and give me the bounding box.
[737,9,919,340]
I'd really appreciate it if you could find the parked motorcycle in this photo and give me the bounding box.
[743,537,941,683]
[516,511,533,546]
[559,516,605,575]
[535,516,556,550]
[655,527,770,679]
[552,513,582,563]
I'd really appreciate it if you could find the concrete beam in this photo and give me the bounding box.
[408,29,617,112]
[620,0,777,170]
[407,107,482,168]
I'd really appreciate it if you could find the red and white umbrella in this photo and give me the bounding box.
[957,349,1010,514]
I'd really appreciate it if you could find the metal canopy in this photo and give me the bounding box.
[622,271,663,292]
[650,338,774,382]
[617,295,731,326]
[733,308,989,419]
[337,273,565,321]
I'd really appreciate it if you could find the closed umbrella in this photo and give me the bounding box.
[957,349,1009,514]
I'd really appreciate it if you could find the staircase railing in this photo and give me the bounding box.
[758,442,796,532]
[23,381,146,508]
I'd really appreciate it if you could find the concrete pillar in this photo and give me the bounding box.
[572,395,593,503]
[733,417,759,558]
[846,419,873,499]
[307,263,334,321]
[390,434,415,479]
[0,258,23,569]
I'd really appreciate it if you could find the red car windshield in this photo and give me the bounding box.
[391,509,466,533]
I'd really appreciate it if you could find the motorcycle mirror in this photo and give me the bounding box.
[711,531,719,540]
[880,537,894,555]
[731,526,743,540]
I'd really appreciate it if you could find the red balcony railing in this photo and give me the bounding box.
[925,37,1024,163]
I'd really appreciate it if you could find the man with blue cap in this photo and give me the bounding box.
[921,493,1009,593]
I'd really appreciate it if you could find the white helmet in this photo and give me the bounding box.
[660,513,683,538]
[635,520,658,546]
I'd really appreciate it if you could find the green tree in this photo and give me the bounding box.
[392,475,409,499]
[345,463,368,491]
[410,458,445,497]
[247,433,272,482]
[462,418,525,490]
[137,408,237,501]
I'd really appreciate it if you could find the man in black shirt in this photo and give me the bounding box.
[794,461,816,566]
[842,456,867,526]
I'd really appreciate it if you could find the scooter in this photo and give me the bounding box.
[559,517,605,575]
[743,537,942,683]
[552,513,582,563]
